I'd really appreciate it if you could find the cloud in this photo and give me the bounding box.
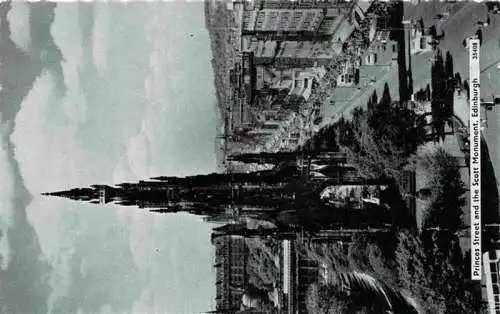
[112,108,158,183]
[92,3,110,75]
[26,198,144,314]
[132,289,155,314]
[11,4,91,195]
[128,213,217,313]
[7,3,31,52]
[119,209,155,274]
[112,156,135,184]
[11,71,88,195]
[48,245,77,310]
[50,5,83,71]
[0,121,14,270]
[51,4,87,124]
[144,48,168,105]
[112,109,159,273]
[126,123,152,180]
[143,10,183,106]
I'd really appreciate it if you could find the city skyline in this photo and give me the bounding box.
[1,0,497,313]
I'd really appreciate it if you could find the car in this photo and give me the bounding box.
[482,102,495,110]
[428,39,440,47]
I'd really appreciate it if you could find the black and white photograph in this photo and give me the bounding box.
[0,0,499,313]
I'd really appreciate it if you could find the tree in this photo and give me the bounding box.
[306,284,350,314]
[431,50,449,139]
[339,112,407,181]
[246,238,280,291]
[418,17,425,33]
[421,230,483,313]
[370,90,378,107]
[336,103,426,188]
[445,52,454,79]
[299,240,350,274]
[429,25,437,38]
[367,96,374,110]
[379,82,391,108]
[454,72,462,90]
[476,28,483,45]
[347,233,398,285]
[463,79,470,99]
[396,230,448,313]
[443,52,455,117]
[409,147,466,231]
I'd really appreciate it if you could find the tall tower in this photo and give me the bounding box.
[98,186,106,205]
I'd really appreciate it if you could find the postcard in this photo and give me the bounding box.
[1,1,499,313]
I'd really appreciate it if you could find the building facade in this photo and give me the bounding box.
[214,235,249,312]
[483,249,500,312]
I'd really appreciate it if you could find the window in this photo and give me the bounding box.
[420,37,426,49]
[392,43,397,53]
[491,250,498,260]
[493,273,499,284]
[491,262,498,274]
[304,78,309,88]
[493,284,500,295]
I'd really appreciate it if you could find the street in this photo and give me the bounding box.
[321,2,500,186]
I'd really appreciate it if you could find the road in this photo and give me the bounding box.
[320,2,500,184]
[320,2,475,125]
[321,47,433,127]
[429,2,500,185]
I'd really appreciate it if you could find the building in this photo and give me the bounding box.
[282,239,295,313]
[408,21,433,55]
[258,0,352,10]
[255,66,321,97]
[228,52,256,132]
[361,33,397,65]
[336,61,358,87]
[357,29,398,87]
[240,1,353,37]
[246,120,281,137]
[242,38,334,67]
[280,236,351,314]
[317,7,351,36]
[288,69,314,100]
[319,184,388,209]
[214,235,249,312]
[350,0,372,28]
[330,17,356,54]
[483,249,500,312]
[242,8,324,33]
[297,256,319,313]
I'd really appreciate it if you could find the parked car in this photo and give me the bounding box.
[482,102,495,110]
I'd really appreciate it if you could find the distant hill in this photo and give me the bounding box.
[205,0,262,167]
[204,0,237,119]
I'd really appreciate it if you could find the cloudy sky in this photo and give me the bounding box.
[1,2,219,313]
